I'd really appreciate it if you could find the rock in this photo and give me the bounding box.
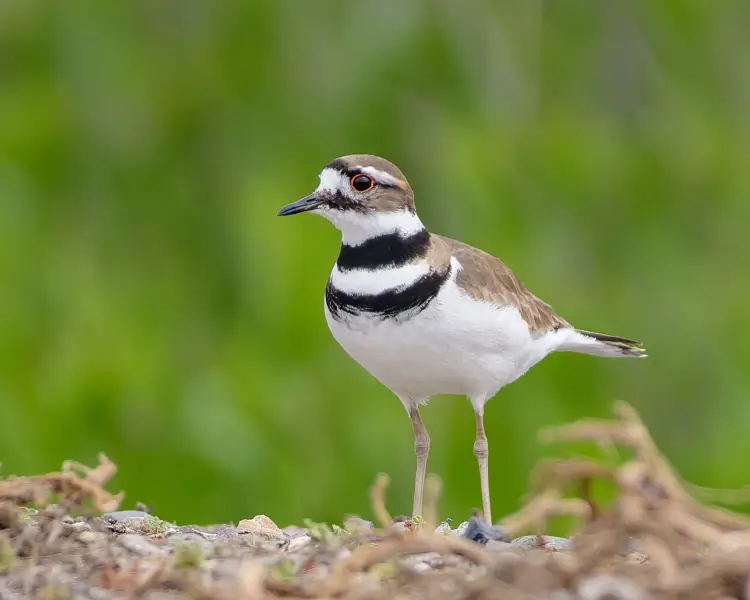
[509,535,570,551]
[237,515,285,543]
[541,536,571,551]
[287,535,313,552]
[508,535,540,550]
[65,521,92,534]
[117,534,169,557]
[209,557,247,580]
[460,516,510,545]
[171,526,217,541]
[343,517,374,534]
[434,521,453,536]
[408,561,432,574]
[402,552,444,574]
[214,525,240,541]
[455,521,470,536]
[167,532,214,555]
[389,521,410,535]
[486,540,517,553]
[282,526,308,538]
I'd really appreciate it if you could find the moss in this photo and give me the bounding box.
[0,534,17,573]
[38,585,71,600]
[269,558,297,582]
[172,541,204,569]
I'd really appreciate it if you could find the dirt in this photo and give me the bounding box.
[2,401,750,600]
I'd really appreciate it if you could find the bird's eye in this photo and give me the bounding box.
[350,174,374,192]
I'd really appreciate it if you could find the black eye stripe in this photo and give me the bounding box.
[326,191,369,213]
[323,160,398,189]
[346,169,397,188]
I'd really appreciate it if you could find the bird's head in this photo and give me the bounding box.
[277,155,423,245]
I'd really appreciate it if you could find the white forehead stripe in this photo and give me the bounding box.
[357,166,400,186]
[316,168,347,193]
[316,166,401,194]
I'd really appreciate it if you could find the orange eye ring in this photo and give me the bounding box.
[350,174,375,192]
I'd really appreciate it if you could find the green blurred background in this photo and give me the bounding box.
[2,0,749,527]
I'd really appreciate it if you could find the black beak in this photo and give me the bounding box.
[277,193,324,216]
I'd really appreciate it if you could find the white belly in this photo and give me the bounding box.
[324,277,564,407]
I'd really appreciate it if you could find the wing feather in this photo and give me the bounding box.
[433,235,569,334]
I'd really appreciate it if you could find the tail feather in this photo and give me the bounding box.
[558,328,647,358]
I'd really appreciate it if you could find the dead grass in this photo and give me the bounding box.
[0,452,123,515]
[2,402,750,599]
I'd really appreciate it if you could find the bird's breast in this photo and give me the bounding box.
[322,271,560,400]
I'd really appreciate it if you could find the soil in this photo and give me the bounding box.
[2,401,750,600]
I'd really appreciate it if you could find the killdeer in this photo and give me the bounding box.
[278,155,646,524]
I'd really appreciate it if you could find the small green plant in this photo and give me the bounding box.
[436,519,453,536]
[303,518,334,542]
[141,515,169,535]
[20,507,37,523]
[331,523,350,537]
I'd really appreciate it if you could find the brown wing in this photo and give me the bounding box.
[433,235,569,334]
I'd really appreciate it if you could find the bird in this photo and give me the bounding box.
[277,154,646,524]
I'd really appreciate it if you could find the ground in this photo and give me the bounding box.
[2,402,750,600]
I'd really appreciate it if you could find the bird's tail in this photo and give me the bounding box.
[557,328,647,358]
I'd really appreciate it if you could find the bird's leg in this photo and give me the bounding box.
[409,407,430,519]
[473,409,492,524]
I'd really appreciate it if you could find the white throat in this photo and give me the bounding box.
[316,208,425,246]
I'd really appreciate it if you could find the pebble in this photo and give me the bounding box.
[577,574,651,600]
[117,534,169,557]
[171,526,217,541]
[167,532,214,555]
[102,510,153,523]
[77,531,108,545]
[237,515,286,543]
